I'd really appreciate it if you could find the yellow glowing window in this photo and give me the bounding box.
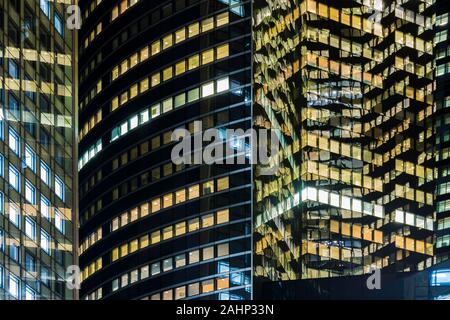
[217,243,229,257]
[112,66,119,80]
[216,43,229,59]
[202,280,214,293]
[130,208,138,222]
[175,28,186,44]
[217,209,229,224]
[112,248,119,261]
[140,203,149,217]
[175,222,186,236]
[203,246,214,260]
[216,12,229,27]
[163,194,173,208]
[112,6,119,20]
[202,214,214,228]
[163,67,173,81]
[120,0,127,13]
[201,17,214,32]
[175,287,186,300]
[140,235,149,248]
[151,41,161,55]
[188,55,200,70]
[188,22,200,37]
[151,198,161,213]
[120,92,128,105]
[140,78,149,92]
[130,239,138,253]
[120,243,128,257]
[188,218,200,232]
[151,231,161,244]
[163,226,173,240]
[201,49,214,65]
[189,185,200,199]
[151,73,161,87]
[162,34,173,50]
[217,177,229,191]
[175,190,186,204]
[130,53,138,68]
[202,181,214,194]
[175,61,186,75]
[121,60,128,75]
[140,47,149,61]
[130,84,138,99]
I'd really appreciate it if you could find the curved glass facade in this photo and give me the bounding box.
[78,0,252,300]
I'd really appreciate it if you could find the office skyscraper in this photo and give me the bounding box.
[78,0,252,300]
[0,0,76,300]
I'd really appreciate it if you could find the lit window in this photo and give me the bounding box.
[9,165,20,192]
[25,145,36,172]
[25,217,36,240]
[151,104,161,118]
[201,49,214,65]
[40,0,50,17]
[151,198,161,213]
[175,61,186,75]
[163,67,173,81]
[140,78,149,92]
[55,209,65,234]
[162,34,173,50]
[201,17,214,32]
[216,43,229,59]
[202,82,214,97]
[141,265,149,279]
[40,230,51,255]
[188,218,200,232]
[217,209,229,224]
[217,176,229,191]
[188,88,200,102]
[175,222,186,236]
[9,275,20,299]
[189,185,200,199]
[163,226,173,240]
[9,203,20,227]
[217,276,230,290]
[163,290,173,300]
[175,286,186,300]
[216,77,229,93]
[202,246,214,260]
[55,176,65,201]
[8,127,20,156]
[188,55,200,70]
[151,262,160,275]
[174,93,186,108]
[151,231,161,244]
[189,250,200,264]
[202,214,214,228]
[217,243,229,257]
[175,254,186,268]
[216,12,229,27]
[40,161,51,186]
[140,47,149,61]
[151,41,161,55]
[163,193,173,208]
[151,73,161,87]
[163,258,173,272]
[202,279,214,293]
[202,181,214,194]
[175,28,186,44]
[162,98,173,113]
[188,22,200,37]
[25,180,36,204]
[40,196,51,220]
[55,13,64,37]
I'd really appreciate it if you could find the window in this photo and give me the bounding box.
[55,175,65,201]
[151,262,160,276]
[216,77,229,93]
[188,283,199,296]
[202,279,214,293]
[25,180,36,204]
[216,12,229,27]
[217,243,229,257]
[40,0,50,17]
[216,44,229,59]
[9,275,20,299]
[151,41,161,55]
[41,230,51,255]
[188,218,200,232]
[217,209,229,224]
[188,185,200,199]
[162,34,173,50]
[9,203,20,227]
[25,286,36,300]
[188,22,200,37]
[8,127,20,156]
[188,54,200,70]
[25,217,36,240]
[201,17,214,32]
[8,165,20,191]
[201,49,214,65]
[40,196,50,220]
[55,13,64,36]
[217,177,229,191]
[0,155,3,177]
[202,82,214,97]
[9,243,20,262]
[175,254,186,268]
[25,252,36,272]
[189,250,200,264]
[175,286,186,300]
[55,210,65,234]
[25,145,36,172]
[163,258,173,272]
[8,60,19,79]
[437,13,449,26]
[40,161,50,186]
[202,214,214,228]
[203,246,214,260]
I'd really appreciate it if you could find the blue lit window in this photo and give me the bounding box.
[25,286,36,300]
[8,127,20,156]
[55,209,65,234]
[55,175,65,201]
[9,275,20,299]
[40,0,50,17]
[25,252,36,273]
[8,165,20,192]
[0,229,4,252]
[25,180,36,205]
[40,230,51,255]
[25,217,36,241]
[9,243,20,262]
[55,13,64,37]
[25,145,36,172]
[8,60,19,79]
[40,161,51,186]
[9,203,20,227]
[0,192,3,214]
[40,195,51,220]
[0,154,3,177]
[431,269,450,286]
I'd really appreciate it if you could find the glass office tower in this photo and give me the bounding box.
[0,0,76,300]
[254,0,437,286]
[78,0,252,300]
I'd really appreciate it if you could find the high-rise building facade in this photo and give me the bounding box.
[0,0,76,300]
[254,0,438,285]
[78,0,252,300]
